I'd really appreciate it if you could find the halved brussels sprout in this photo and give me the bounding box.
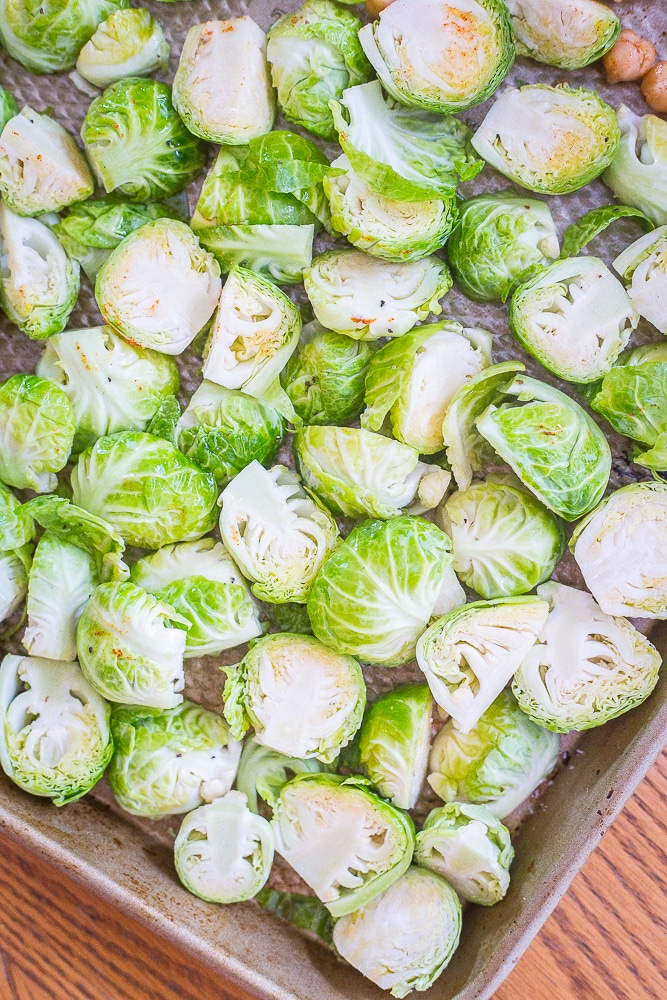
[613,226,667,334]
[414,802,513,906]
[362,321,493,455]
[0,86,17,132]
[472,84,620,195]
[570,482,667,619]
[0,374,75,492]
[0,482,34,552]
[194,224,315,285]
[307,516,459,667]
[358,684,433,810]
[76,8,169,89]
[0,546,31,623]
[428,689,560,818]
[71,432,218,549]
[417,598,549,733]
[591,361,667,472]
[272,773,414,917]
[0,202,80,340]
[96,219,221,356]
[359,0,513,114]
[513,582,662,732]
[109,700,241,818]
[447,192,560,303]
[506,0,619,69]
[224,633,365,764]
[175,792,274,903]
[266,0,372,141]
[443,478,565,600]
[173,18,275,144]
[603,108,667,227]
[0,654,112,805]
[0,107,94,216]
[236,737,329,814]
[81,78,206,201]
[218,462,339,605]
[303,249,452,341]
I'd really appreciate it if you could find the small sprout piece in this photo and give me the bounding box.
[613,226,667,334]
[415,803,514,906]
[591,361,667,472]
[0,547,31,623]
[272,773,414,916]
[0,374,75,492]
[358,684,433,810]
[195,224,314,285]
[0,482,35,552]
[506,0,619,70]
[603,28,656,83]
[76,9,169,89]
[0,655,112,805]
[603,108,667,227]
[428,690,560,819]
[108,700,241,818]
[175,792,274,904]
[642,62,667,114]
[472,84,620,195]
[236,738,329,814]
[0,86,18,132]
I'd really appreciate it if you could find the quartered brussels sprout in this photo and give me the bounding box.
[414,802,513,906]
[76,8,169,89]
[194,224,315,285]
[0,86,18,132]
[417,598,549,734]
[613,226,667,334]
[109,700,241,818]
[175,792,274,904]
[359,0,513,114]
[173,17,275,144]
[130,539,262,658]
[447,192,560,303]
[96,219,221,356]
[508,257,638,383]
[428,689,560,818]
[0,374,75,492]
[266,0,372,141]
[443,478,565,600]
[272,773,414,917]
[362,321,493,455]
[219,462,339,605]
[0,482,34,552]
[81,78,206,202]
[307,516,460,667]
[0,107,94,216]
[236,738,329,814]
[224,633,365,763]
[506,0,619,69]
[603,108,667,227]
[71,432,218,550]
[303,250,452,341]
[472,84,620,195]
[0,655,112,805]
[358,684,433,810]
[591,360,667,472]
[0,546,31,623]
[0,202,80,340]
[513,582,662,733]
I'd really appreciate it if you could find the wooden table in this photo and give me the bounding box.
[0,751,664,1000]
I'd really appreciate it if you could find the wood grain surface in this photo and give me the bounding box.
[0,753,662,1000]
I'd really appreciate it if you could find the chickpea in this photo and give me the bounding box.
[365,0,395,17]
[602,29,656,84]
[642,61,667,113]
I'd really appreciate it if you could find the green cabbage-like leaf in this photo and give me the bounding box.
[0,482,34,553]
[0,374,75,493]
[236,737,329,814]
[591,362,667,471]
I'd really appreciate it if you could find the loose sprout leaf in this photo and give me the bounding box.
[256,888,334,945]
[0,86,18,132]
[195,224,315,285]
[560,205,655,259]
[236,738,329,814]
[0,483,35,553]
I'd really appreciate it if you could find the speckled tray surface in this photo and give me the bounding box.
[1,2,667,998]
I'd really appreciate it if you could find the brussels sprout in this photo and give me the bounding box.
[512,582,662,733]
[472,84,620,195]
[325,155,457,262]
[570,482,667,620]
[173,18,275,144]
[613,226,667,335]
[130,539,262,658]
[447,192,560,303]
[266,0,372,142]
[359,0,513,115]
[506,0,619,69]
[332,865,462,998]
[358,684,433,810]
[96,219,221,356]
[76,8,169,89]
[0,86,17,132]
[175,792,274,904]
[443,478,565,600]
[0,655,112,805]
[272,773,414,916]
[108,700,241,818]
[0,546,31,623]
[71,432,218,550]
[307,516,459,667]
[224,633,365,763]
[330,80,484,202]
[602,108,667,227]
[591,362,667,472]
[476,374,612,521]
[0,374,75,493]
[0,107,94,216]
[236,738,329,814]
[37,326,180,453]
[414,802,513,906]
[428,690,560,818]
[303,249,452,341]
[81,78,206,202]
[0,482,34,552]
[362,321,493,455]
[0,201,79,340]
[194,224,315,285]
[417,598,549,733]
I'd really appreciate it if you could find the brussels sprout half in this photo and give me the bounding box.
[603,108,667,227]
[591,360,667,472]
[76,8,169,89]
[506,0,619,70]
[0,374,75,493]
[614,226,667,335]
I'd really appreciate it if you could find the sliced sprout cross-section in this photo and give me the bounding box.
[506,0,620,70]
[75,8,169,89]
[602,108,667,227]
[235,737,330,814]
[0,546,31,624]
[0,374,75,493]
[613,226,667,334]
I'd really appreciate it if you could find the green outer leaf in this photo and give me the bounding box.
[0,374,75,493]
[236,739,328,814]
[194,224,314,285]
[0,86,18,132]
[591,363,667,470]
[0,482,35,552]
[256,889,334,945]
[560,205,654,259]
